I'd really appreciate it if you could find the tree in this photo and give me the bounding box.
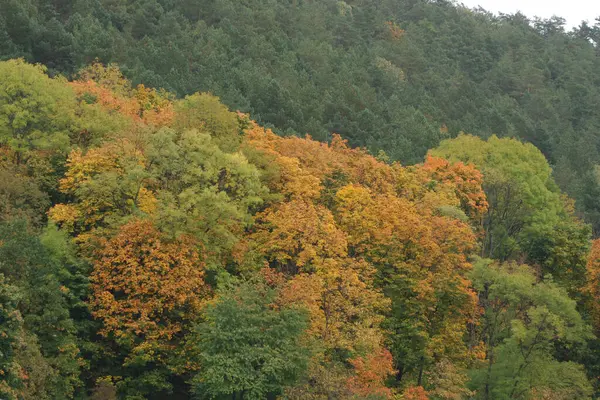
[334,183,478,392]
[48,139,151,238]
[0,219,83,399]
[0,274,23,400]
[146,128,268,264]
[469,258,593,400]
[191,275,310,400]
[89,219,207,398]
[173,92,242,152]
[89,219,205,345]
[430,134,590,284]
[346,349,395,399]
[70,62,174,127]
[0,59,74,162]
[0,161,49,226]
[4,0,600,231]
[585,239,600,331]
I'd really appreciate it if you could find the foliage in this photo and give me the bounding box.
[431,134,591,292]
[469,258,593,399]
[0,58,597,399]
[191,275,310,400]
[0,220,83,399]
[346,349,395,399]
[4,0,600,233]
[89,219,207,398]
[0,274,22,400]
[0,59,74,159]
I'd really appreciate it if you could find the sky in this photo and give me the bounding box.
[457,0,600,29]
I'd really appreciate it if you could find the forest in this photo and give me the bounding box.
[1,0,600,399]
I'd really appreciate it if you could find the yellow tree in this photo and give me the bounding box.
[245,121,393,397]
[334,183,478,394]
[585,239,600,331]
[48,139,154,242]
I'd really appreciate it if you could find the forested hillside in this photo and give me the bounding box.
[2,0,600,230]
[0,58,599,399]
[2,1,600,399]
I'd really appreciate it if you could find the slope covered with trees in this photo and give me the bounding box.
[0,58,599,399]
[2,0,600,232]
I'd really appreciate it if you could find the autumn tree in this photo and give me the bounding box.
[585,239,600,331]
[245,124,394,397]
[333,183,478,394]
[243,124,484,397]
[89,220,206,340]
[418,155,488,221]
[346,349,395,399]
[89,219,207,398]
[48,139,153,246]
[71,62,174,128]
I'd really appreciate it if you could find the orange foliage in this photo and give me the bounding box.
[70,80,174,127]
[243,116,480,390]
[420,155,488,219]
[385,21,405,40]
[403,386,429,400]
[346,349,395,399]
[89,220,207,343]
[244,121,399,195]
[334,183,478,368]
[278,261,389,352]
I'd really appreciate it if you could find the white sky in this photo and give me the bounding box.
[458,0,600,29]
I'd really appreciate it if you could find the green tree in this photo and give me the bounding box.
[430,134,589,275]
[469,258,593,400]
[147,128,267,264]
[0,274,23,400]
[0,59,75,162]
[0,220,83,398]
[191,275,311,400]
[173,93,242,153]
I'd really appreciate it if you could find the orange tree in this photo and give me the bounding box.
[89,219,207,398]
[244,123,485,396]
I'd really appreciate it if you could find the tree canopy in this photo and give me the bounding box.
[1,14,600,397]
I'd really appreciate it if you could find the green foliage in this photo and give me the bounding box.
[435,205,469,222]
[4,0,600,231]
[0,54,599,398]
[148,128,268,262]
[0,274,22,400]
[0,220,83,399]
[173,93,242,152]
[191,276,311,400]
[469,258,593,399]
[430,135,591,284]
[0,59,74,159]
[0,164,50,226]
[40,222,96,357]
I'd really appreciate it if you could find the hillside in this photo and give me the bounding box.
[2,1,600,399]
[3,0,600,230]
[0,57,598,400]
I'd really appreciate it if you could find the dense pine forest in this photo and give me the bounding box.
[2,0,600,399]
